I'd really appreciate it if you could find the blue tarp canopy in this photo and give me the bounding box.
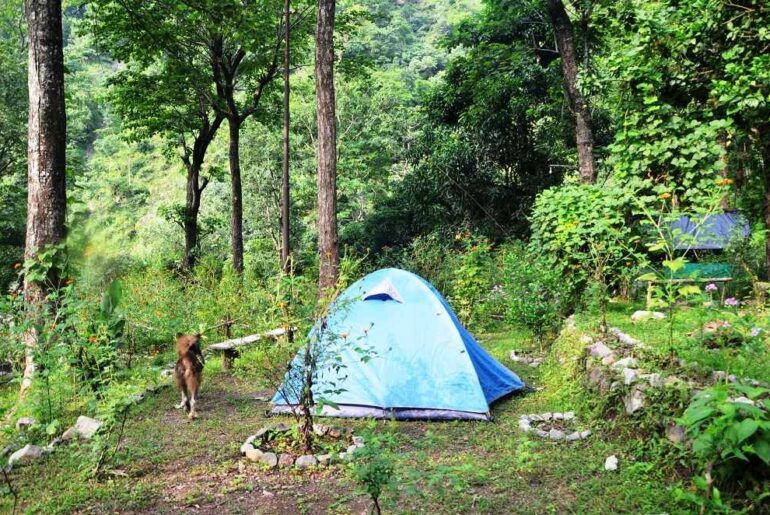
[271,268,524,421]
[671,213,749,250]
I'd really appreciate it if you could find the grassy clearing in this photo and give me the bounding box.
[0,323,695,514]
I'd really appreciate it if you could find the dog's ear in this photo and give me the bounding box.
[195,333,202,339]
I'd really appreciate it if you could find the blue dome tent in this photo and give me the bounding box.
[271,268,525,421]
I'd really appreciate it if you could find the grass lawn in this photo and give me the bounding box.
[0,323,692,514]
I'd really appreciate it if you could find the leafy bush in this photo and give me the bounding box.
[529,183,644,298]
[450,235,494,326]
[677,383,770,509]
[499,243,568,339]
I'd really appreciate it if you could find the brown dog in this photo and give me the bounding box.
[174,333,204,419]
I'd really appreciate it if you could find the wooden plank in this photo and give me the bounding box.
[207,327,291,352]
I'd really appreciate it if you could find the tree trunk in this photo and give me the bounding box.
[183,161,203,270]
[547,0,597,184]
[281,0,291,274]
[228,117,244,274]
[22,0,67,393]
[315,0,339,294]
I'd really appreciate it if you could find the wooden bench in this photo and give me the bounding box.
[207,327,292,370]
[645,277,732,308]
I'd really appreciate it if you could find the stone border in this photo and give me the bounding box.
[241,423,364,469]
[518,412,591,441]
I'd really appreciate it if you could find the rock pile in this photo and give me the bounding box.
[518,412,591,441]
[241,423,364,469]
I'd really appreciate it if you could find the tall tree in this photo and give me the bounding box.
[22,0,67,392]
[107,65,224,270]
[90,0,311,273]
[280,0,291,273]
[315,0,339,293]
[546,0,596,183]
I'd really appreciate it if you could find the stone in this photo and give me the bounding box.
[535,429,549,438]
[272,423,290,433]
[258,452,278,468]
[130,393,145,404]
[548,429,565,440]
[62,416,103,441]
[604,455,618,471]
[631,310,665,322]
[565,431,581,441]
[47,437,62,449]
[579,430,592,439]
[317,454,332,466]
[622,368,638,385]
[710,370,727,383]
[278,453,295,468]
[16,417,35,431]
[295,455,318,468]
[580,335,594,345]
[731,396,755,406]
[624,389,645,414]
[601,355,617,366]
[347,444,358,455]
[588,367,611,394]
[646,373,664,388]
[552,412,564,420]
[589,342,614,359]
[253,395,270,402]
[313,423,330,436]
[339,452,348,460]
[612,357,639,369]
[160,368,175,378]
[541,412,552,421]
[8,445,48,467]
[665,376,685,388]
[328,427,344,438]
[352,435,365,448]
[244,447,263,461]
[563,411,575,421]
[609,327,642,346]
[665,424,687,444]
[518,419,532,431]
[240,441,255,455]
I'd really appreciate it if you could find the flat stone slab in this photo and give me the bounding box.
[295,455,318,468]
[9,444,48,467]
[62,416,103,441]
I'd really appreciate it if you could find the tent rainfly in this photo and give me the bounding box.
[671,213,750,250]
[271,268,525,421]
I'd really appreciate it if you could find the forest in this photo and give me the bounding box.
[1,0,769,512]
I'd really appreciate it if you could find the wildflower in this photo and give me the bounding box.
[716,178,734,186]
[88,335,98,343]
[660,192,672,200]
[339,332,349,339]
[704,283,718,293]
[751,327,761,337]
[12,262,21,270]
[724,297,739,307]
